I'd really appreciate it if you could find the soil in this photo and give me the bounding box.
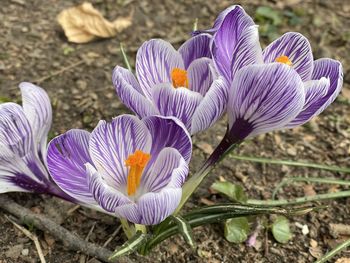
[1,0,350,262]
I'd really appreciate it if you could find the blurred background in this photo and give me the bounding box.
[0,0,349,262]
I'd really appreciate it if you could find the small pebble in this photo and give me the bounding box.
[21,248,29,256]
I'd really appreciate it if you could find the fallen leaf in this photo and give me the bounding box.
[57,2,132,43]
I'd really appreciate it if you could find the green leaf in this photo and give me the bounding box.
[271,216,292,243]
[170,215,196,249]
[255,6,283,26]
[224,217,249,243]
[211,181,247,203]
[0,97,11,104]
[109,231,150,260]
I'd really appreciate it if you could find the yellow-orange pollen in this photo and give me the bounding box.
[125,150,151,196]
[171,68,189,88]
[275,55,293,66]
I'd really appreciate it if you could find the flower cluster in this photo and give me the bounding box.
[0,5,343,226]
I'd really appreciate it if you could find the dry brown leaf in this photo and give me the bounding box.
[57,2,132,43]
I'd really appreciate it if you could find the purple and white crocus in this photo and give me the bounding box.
[204,5,343,143]
[47,115,192,225]
[0,82,71,200]
[113,35,228,135]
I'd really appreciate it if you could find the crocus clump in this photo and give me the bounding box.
[47,115,192,225]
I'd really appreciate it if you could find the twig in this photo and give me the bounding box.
[6,215,46,263]
[0,194,131,263]
[67,204,81,216]
[103,225,122,248]
[34,60,85,84]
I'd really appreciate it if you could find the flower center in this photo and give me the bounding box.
[171,68,188,88]
[125,150,151,196]
[275,55,293,66]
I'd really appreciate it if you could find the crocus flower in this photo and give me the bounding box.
[47,115,192,225]
[0,82,71,200]
[208,6,343,143]
[113,35,228,135]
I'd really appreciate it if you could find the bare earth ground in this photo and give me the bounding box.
[1,0,350,262]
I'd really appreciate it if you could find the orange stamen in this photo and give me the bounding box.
[171,68,189,88]
[275,55,293,66]
[125,150,151,196]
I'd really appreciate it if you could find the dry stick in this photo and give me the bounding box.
[34,60,85,84]
[6,215,47,263]
[0,195,131,263]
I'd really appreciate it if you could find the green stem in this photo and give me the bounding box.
[175,142,241,215]
[229,154,350,174]
[314,238,350,263]
[120,43,132,72]
[135,224,147,234]
[120,218,134,239]
[247,190,350,206]
[272,177,350,199]
[193,18,198,31]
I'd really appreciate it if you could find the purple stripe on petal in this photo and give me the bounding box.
[151,83,203,130]
[20,82,52,160]
[0,103,34,157]
[47,129,96,204]
[89,115,152,190]
[86,164,130,212]
[115,187,182,225]
[228,63,305,140]
[142,115,192,163]
[229,26,263,78]
[136,39,184,98]
[286,78,329,128]
[211,6,257,81]
[191,77,228,134]
[178,34,212,69]
[187,58,214,96]
[141,148,188,193]
[263,32,314,81]
[136,188,182,225]
[113,66,159,118]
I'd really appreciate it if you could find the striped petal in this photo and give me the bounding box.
[263,32,313,81]
[0,144,46,193]
[212,6,262,81]
[192,5,238,35]
[141,147,188,193]
[20,82,52,160]
[191,77,228,134]
[286,58,343,128]
[227,63,305,140]
[187,58,214,96]
[86,164,130,212]
[178,34,212,68]
[142,115,192,163]
[47,129,96,204]
[89,115,152,190]
[136,39,184,99]
[113,66,159,118]
[151,84,203,130]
